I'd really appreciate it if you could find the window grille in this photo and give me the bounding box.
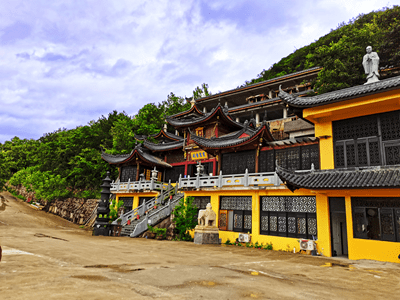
[333,110,400,167]
[192,196,210,210]
[269,145,319,171]
[260,196,317,239]
[120,166,137,182]
[164,165,185,183]
[352,197,400,242]
[259,150,275,172]
[222,150,255,174]
[119,197,133,211]
[220,196,252,233]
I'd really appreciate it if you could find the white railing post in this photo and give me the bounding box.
[127,178,131,192]
[150,178,154,190]
[218,170,223,188]
[244,169,249,187]
[196,171,200,189]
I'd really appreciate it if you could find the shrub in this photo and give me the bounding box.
[172,196,198,241]
[109,198,124,221]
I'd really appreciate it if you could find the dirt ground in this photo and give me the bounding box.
[1,191,400,300]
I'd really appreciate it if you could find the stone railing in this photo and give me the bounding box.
[130,193,183,237]
[110,178,170,193]
[112,182,178,226]
[178,169,282,189]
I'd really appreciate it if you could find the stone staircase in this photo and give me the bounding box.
[114,182,183,237]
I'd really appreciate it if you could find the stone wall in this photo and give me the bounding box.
[7,184,98,226]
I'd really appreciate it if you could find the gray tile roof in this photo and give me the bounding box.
[101,145,172,168]
[135,130,183,141]
[276,164,400,192]
[167,104,204,119]
[195,67,321,103]
[278,75,400,108]
[143,140,184,151]
[166,103,244,129]
[190,121,274,149]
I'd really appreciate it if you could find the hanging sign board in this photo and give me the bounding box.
[191,151,208,160]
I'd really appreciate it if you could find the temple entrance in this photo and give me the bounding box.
[329,197,348,257]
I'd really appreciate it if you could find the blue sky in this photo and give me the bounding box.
[0,0,398,143]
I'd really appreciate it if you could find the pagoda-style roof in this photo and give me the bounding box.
[135,129,183,142]
[278,75,400,109]
[142,139,184,152]
[167,104,204,120]
[276,164,400,192]
[195,67,321,104]
[101,145,172,168]
[166,103,243,130]
[190,120,274,151]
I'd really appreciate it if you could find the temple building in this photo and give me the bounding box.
[101,64,400,263]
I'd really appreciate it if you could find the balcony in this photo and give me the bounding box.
[110,179,171,194]
[178,169,283,190]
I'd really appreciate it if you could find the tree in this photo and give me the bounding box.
[132,103,164,136]
[172,196,198,241]
[193,83,212,100]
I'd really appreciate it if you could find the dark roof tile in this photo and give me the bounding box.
[278,75,400,108]
[277,165,400,192]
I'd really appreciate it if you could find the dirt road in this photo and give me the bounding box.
[1,191,399,300]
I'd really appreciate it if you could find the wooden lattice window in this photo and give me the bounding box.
[219,196,252,233]
[164,165,185,183]
[120,166,137,182]
[333,110,400,168]
[352,197,400,242]
[260,196,317,239]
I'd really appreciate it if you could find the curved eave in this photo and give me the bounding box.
[101,149,172,168]
[278,76,400,109]
[191,122,274,149]
[167,104,205,119]
[166,104,243,130]
[143,140,184,151]
[276,165,400,192]
[150,129,183,141]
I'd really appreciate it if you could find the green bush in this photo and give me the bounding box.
[109,198,124,221]
[172,196,197,241]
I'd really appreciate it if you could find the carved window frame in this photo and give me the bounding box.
[352,197,400,242]
[333,110,400,168]
[260,196,317,239]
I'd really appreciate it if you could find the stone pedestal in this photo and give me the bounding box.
[194,226,219,244]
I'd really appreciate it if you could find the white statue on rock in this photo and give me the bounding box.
[362,46,380,84]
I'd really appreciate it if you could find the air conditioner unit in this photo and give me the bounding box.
[238,233,251,243]
[299,239,315,251]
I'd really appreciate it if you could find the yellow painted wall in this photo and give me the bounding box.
[184,188,319,253]
[314,120,334,170]
[315,193,331,257]
[344,193,400,264]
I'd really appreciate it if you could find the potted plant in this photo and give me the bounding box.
[154,205,158,209]
[117,218,122,224]
[136,215,140,220]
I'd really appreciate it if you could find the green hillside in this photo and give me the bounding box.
[244,6,400,94]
